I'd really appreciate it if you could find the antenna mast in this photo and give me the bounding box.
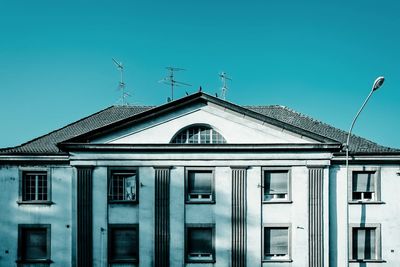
[112,58,130,105]
[219,72,232,100]
[159,67,191,101]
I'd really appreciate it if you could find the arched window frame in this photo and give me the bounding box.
[170,125,227,144]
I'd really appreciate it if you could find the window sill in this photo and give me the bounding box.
[349,259,385,263]
[108,200,138,204]
[109,259,138,263]
[16,259,53,263]
[348,201,385,205]
[185,200,216,205]
[262,258,293,263]
[186,259,216,263]
[17,201,54,206]
[262,200,292,204]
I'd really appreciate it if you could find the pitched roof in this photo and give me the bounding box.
[0,93,398,155]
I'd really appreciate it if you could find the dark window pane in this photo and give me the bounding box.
[22,172,47,201]
[110,228,137,260]
[188,171,212,194]
[171,126,226,144]
[188,228,212,254]
[23,229,47,260]
[109,172,137,201]
[353,228,376,260]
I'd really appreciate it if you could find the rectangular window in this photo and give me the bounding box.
[20,171,50,203]
[263,169,290,202]
[185,168,215,203]
[263,225,291,261]
[186,224,215,263]
[18,224,51,264]
[108,169,138,203]
[108,224,139,263]
[350,224,381,261]
[352,171,376,201]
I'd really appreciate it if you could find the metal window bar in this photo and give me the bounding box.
[109,172,136,201]
[23,172,47,201]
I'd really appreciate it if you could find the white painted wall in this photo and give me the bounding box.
[330,165,400,267]
[0,165,73,267]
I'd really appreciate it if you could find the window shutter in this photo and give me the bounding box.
[265,172,288,194]
[189,171,212,193]
[265,228,288,255]
[189,228,212,254]
[24,229,47,259]
[353,172,375,192]
[111,229,137,260]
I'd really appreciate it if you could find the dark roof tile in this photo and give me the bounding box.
[1,97,398,155]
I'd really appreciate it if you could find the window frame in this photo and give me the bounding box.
[171,124,227,144]
[349,223,382,262]
[348,167,382,204]
[262,167,292,204]
[185,167,215,204]
[17,224,51,264]
[185,223,216,263]
[108,167,139,204]
[108,224,139,264]
[262,223,292,262]
[18,168,52,205]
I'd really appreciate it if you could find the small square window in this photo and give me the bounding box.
[108,169,138,203]
[18,224,51,264]
[186,224,215,263]
[186,168,215,203]
[108,224,139,263]
[263,225,291,261]
[351,171,378,202]
[20,170,51,204]
[350,224,381,261]
[263,169,290,202]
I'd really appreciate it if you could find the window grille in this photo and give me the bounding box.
[171,126,226,144]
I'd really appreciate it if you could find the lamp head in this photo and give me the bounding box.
[372,76,385,91]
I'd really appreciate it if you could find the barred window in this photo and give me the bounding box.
[108,170,138,203]
[22,171,49,202]
[171,126,226,144]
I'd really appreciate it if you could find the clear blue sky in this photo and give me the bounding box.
[0,0,399,149]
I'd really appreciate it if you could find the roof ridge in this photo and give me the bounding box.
[0,105,116,152]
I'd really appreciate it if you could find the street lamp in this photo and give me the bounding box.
[345,76,385,266]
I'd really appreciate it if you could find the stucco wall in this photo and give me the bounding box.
[0,165,73,267]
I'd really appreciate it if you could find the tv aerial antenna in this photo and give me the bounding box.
[219,71,232,100]
[159,67,191,101]
[112,58,130,105]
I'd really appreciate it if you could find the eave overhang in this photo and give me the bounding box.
[59,143,342,153]
[0,154,70,164]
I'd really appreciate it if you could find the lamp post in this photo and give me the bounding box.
[345,76,385,266]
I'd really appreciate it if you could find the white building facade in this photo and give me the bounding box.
[0,92,399,267]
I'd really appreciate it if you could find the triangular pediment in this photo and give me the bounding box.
[62,93,337,146]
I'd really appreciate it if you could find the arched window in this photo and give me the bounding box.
[171,125,227,144]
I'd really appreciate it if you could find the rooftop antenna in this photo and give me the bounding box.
[159,67,191,100]
[112,58,130,105]
[219,71,232,100]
